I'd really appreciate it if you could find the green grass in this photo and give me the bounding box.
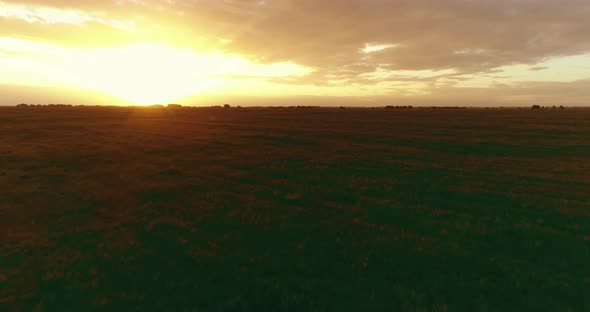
[1,106,589,311]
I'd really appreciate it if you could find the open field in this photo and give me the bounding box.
[1,106,589,311]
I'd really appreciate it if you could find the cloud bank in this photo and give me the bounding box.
[1,0,590,105]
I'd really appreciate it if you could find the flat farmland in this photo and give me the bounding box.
[1,106,589,311]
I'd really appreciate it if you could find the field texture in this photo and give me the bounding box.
[1,106,589,311]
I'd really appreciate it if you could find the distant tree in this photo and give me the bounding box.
[531,105,541,109]
[224,104,231,108]
[559,105,565,109]
[16,103,28,107]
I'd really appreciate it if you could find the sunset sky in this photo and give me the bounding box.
[1,0,590,106]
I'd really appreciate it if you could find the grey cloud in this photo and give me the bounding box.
[528,66,548,71]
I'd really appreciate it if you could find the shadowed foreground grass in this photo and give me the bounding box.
[1,106,589,311]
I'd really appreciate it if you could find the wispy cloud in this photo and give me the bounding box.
[0,1,134,30]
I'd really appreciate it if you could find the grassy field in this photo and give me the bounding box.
[1,106,589,311]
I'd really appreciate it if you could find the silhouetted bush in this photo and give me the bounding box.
[224,104,231,108]
[532,105,541,109]
[167,104,182,109]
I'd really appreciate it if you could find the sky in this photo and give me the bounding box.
[1,0,590,106]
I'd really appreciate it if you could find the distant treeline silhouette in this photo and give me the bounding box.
[17,103,74,107]
[532,105,565,109]
[13,104,571,110]
[423,106,466,109]
[288,106,321,109]
[385,105,413,109]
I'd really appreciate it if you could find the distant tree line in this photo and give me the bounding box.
[17,103,73,107]
[422,106,466,109]
[532,105,565,109]
[385,105,413,109]
[287,106,321,109]
[13,103,570,110]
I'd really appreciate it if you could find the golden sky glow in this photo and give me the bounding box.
[1,0,590,106]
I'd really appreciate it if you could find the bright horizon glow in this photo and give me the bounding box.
[0,38,314,105]
[62,43,222,105]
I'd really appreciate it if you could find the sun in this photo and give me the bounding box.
[61,43,220,105]
[1,38,314,105]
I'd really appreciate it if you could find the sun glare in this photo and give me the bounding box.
[0,37,314,105]
[60,43,222,105]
